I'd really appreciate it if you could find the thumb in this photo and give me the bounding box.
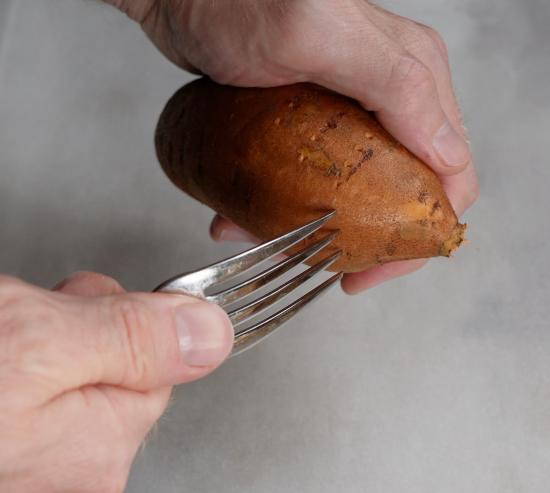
[59,291,234,391]
[369,56,471,177]
[304,9,471,177]
[7,277,234,400]
[52,271,235,386]
[315,52,470,177]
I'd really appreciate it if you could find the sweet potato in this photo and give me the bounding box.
[155,78,465,273]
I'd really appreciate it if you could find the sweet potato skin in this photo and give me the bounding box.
[155,78,464,272]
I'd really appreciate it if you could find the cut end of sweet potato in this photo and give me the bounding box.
[438,223,467,257]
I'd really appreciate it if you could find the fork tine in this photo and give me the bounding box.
[230,271,343,356]
[207,231,339,307]
[153,210,337,295]
[228,250,341,326]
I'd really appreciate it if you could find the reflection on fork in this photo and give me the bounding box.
[154,211,342,356]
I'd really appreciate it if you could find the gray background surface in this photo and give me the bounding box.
[0,0,11,49]
[1,0,549,492]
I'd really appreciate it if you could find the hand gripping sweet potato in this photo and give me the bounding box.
[155,78,465,273]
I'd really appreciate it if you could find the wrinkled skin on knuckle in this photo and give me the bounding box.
[149,0,246,82]
[207,0,307,84]
[137,0,198,72]
[388,54,436,109]
[157,0,374,85]
[420,25,449,65]
[265,21,324,76]
[392,18,448,63]
[107,297,157,387]
[266,0,369,77]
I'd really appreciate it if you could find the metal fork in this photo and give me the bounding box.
[154,211,342,356]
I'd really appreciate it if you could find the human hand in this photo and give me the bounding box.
[108,0,479,293]
[0,272,233,493]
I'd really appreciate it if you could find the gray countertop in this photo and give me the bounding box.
[1,0,550,492]
[0,0,12,49]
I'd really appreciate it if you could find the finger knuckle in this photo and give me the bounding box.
[390,54,436,104]
[264,1,360,76]
[109,297,156,385]
[397,19,449,66]
[422,25,449,64]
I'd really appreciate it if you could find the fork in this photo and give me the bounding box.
[153,211,342,356]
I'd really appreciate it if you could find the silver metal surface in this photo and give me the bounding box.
[231,271,343,356]
[153,210,337,297]
[228,250,341,327]
[154,212,342,356]
[207,230,340,307]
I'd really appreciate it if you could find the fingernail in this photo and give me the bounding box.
[432,121,471,167]
[175,303,233,367]
[219,228,258,243]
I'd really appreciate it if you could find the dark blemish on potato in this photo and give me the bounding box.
[430,201,442,216]
[375,254,383,265]
[325,164,340,177]
[361,149,374,162]
[432,222,437,228]
[346,167,360,181]
[320,112,346,133]
[418,219,428,227]
[385,244,396,256]
[418,190,429,203]
[299,144,341,177]
[346,149,374,181]
[346,250,352,259]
